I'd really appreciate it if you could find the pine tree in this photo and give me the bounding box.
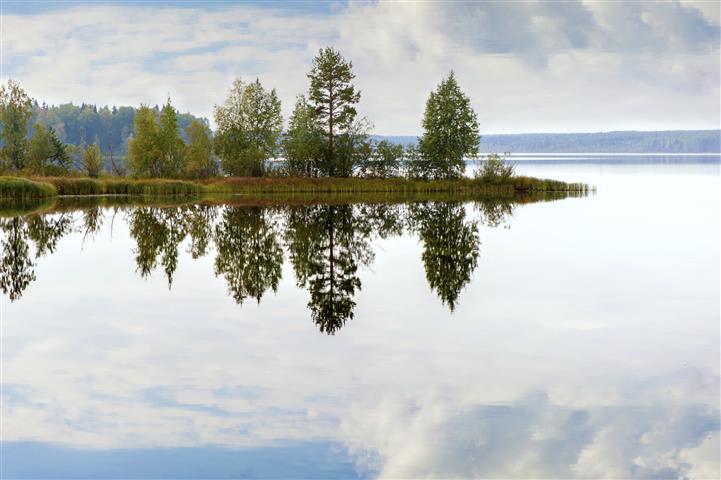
[307,47,361,176]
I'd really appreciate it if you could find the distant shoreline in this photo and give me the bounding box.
[377,130,721,154]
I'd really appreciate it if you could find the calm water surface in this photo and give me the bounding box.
[1,156,719,478]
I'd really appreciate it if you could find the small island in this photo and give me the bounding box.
[0,47,588,201]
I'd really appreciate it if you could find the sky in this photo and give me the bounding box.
[1,0,720,135]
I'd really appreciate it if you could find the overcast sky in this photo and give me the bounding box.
[2,0,719,135]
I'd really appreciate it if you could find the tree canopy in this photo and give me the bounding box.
[1,80,33,171]
[418,71,480,179]
[307,47,362,177]
[214,78,283,177]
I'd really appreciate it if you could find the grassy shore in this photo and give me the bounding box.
[1,174,590,201]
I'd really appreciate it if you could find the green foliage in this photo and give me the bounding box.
[157,99,186,177]
[102,179,202,196]
[358,140,404,178]
[0,80,33,171]
[31,102,205,156]
[474,153,515,182]
[184,119,216,179]
[333,118,373,178]
[27,124,71,175]
[0,177,56,199]
[82,143,103,178]
[418,71,480,179]
[214,78,283,177]
[283,95,324,176]
[307,47,361,177]
[41,177,102,195]
[128,99,186,178]
[128,105,160,177]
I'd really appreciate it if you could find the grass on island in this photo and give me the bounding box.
[0,174,591,202]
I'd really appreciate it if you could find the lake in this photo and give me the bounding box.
[1,156,719,479]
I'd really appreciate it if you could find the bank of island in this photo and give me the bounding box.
[1,47,589,202]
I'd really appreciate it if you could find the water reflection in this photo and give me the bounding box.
[0,196,541,331]
[214,207,284,304]
[0,212,73,300]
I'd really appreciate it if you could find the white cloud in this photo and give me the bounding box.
[2,2,719,134]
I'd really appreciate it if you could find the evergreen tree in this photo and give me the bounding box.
[0,80,33,171]
[28,124,70,174]
[418,71,480,179]
[214,78,283,176]
[307,47,361,176]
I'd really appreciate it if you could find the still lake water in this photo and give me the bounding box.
[1,156,719,479]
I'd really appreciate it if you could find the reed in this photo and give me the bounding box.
[0,177,57,199]
[102,179,203,196]
[36,177,103,195]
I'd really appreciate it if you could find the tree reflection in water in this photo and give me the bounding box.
[1,198,529,332]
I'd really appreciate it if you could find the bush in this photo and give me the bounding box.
[474,153,515,182]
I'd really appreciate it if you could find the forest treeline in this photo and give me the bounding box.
[1,47,493,181]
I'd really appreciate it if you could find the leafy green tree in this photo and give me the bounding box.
[418,71,480,179]
[283,95,324,176]
[214,78,283,177]
[214,207,283,304]
[28,123,71,174]
[333,117,373,177]
[0,80,33,171]
[83,143,103,178]
[157,98,186,177]
[359,140,404,178]
[307,47,361,176]
[184,119,216,179]
[128,105,160,177]
[27,123,53,173]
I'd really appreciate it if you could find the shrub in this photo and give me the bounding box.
[475,153,515,182]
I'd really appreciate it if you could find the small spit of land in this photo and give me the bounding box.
[0,174,590,202]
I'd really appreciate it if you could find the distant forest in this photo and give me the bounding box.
[31,101,207,156]
[379,130,721,154]
[31,102,719,155]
